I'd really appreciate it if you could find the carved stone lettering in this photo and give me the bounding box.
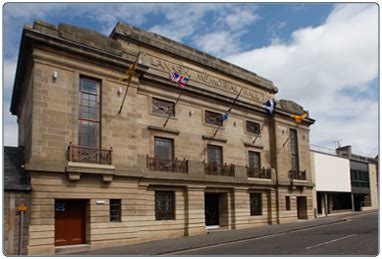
[150,56,264,102]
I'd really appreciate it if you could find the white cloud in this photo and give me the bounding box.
[194,31,244,57]
[227,3,378,157]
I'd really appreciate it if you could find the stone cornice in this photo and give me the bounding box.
[111,22,278,94]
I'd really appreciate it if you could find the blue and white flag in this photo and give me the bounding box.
[222,112,229,122]
[263,99,276,115]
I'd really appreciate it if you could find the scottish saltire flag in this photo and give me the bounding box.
[222,112,229,122]
[263,99,276,115]
[169,72,189,88]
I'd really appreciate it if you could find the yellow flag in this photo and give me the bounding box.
[119,62,136,82]
[291,113,307,123]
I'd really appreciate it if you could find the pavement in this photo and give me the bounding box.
[80,210,377,256]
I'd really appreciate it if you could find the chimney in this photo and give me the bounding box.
[336,145,352,158]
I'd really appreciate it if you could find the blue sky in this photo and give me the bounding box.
[2,3,379,157]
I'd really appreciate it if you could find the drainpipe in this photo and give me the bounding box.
[17,204,27,255]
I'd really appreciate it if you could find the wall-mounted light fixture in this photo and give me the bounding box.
[117,87,123,96]
[52,71,58,81]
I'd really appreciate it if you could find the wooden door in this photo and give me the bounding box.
[55,200,86,246]
[297,196,308,220]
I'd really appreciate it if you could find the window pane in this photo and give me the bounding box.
[154,137,174,160]
[155,191,175,220]
[290,129,299,171]
[110,199,121,222]
[79,121,99,147]
[207,145,222,165]
[249,152,260,168]
[153,98,175,116]
[246,121,260,134]
[205,111,223,126]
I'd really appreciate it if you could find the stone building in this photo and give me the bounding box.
[10,20,315,255]
[4,146,31,255]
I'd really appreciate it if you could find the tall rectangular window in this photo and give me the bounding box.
[155,191,175,220]
[110,199,121,222]
[286,196,291,210]
[207,145,223,166]
[154,137,174,160]
[79,77,100,148]
[250,193,262,216]
[248,151,261,169]
[290,129,299,171]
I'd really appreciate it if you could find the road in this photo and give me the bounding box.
[168,212,378,256]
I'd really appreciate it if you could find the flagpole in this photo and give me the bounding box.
[212,88,244,138]
[117,51,141,115]
[282,121,301,147]
[163,88,185,128]
[252,120,267,144]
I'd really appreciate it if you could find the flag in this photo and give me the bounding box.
[169,72,189,88]
[263,99,276,115]
[120,62,136,82]
[222,112,229,122]
[291,113,307,123]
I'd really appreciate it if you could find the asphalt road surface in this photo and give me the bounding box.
[169,212,378,256]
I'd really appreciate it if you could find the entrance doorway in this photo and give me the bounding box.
[297,196,308,220]
[205,193,220,226]
[55,199,87,246]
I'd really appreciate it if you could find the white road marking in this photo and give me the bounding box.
[305,234,357,250]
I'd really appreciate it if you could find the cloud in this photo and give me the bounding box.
[194,31,244,57]
[227,3,378,156]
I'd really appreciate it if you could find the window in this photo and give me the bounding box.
[155,191,175,220]
[246,121,261,134]
[78,77,100,148]
[286,196,291,210]
[250,193,262,216]
[290,129,299,171]
[205,110,223,126]
[154,137,174,160]
[152,98,175,116]
[110,199,121,222]
[207,145,223,166]
[248,151,261,169]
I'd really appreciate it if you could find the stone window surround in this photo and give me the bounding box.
[155,190,176,220]
[202,108,226,129]
[245,120,261,135]
[150,96,178,119]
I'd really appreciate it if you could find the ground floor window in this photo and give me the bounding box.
[155,191,175,220]
[110,199,121,222]
[250,193,262,216]
[286,196,291,210]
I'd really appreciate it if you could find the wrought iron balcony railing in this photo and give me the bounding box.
[288,170,307,180]
[146,155,188,173]
[68,143,112,165]
[204,162,235,176]
[247,167,272,179]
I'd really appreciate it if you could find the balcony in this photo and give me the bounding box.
[146,155,188,173]
[204,162,235,177]
[247,167,272,179]
[68,144,112,165]
[288,170,307,180]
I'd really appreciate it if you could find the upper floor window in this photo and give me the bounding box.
[246,121,261,134]
[154,137,174,160]
[248,151,261,169]
[207,145,223,166]
[153,98,175,117]
[78,77,100,148]
[205,110,223,126]
[290,129,299,171]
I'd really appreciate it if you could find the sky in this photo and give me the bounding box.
[2,3,379,157]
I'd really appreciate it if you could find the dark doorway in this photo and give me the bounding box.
[317,192,322,215]
[55,199,87,246]
[205,193,220,226]
[297,196,308,220]
[353,195,365,211]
